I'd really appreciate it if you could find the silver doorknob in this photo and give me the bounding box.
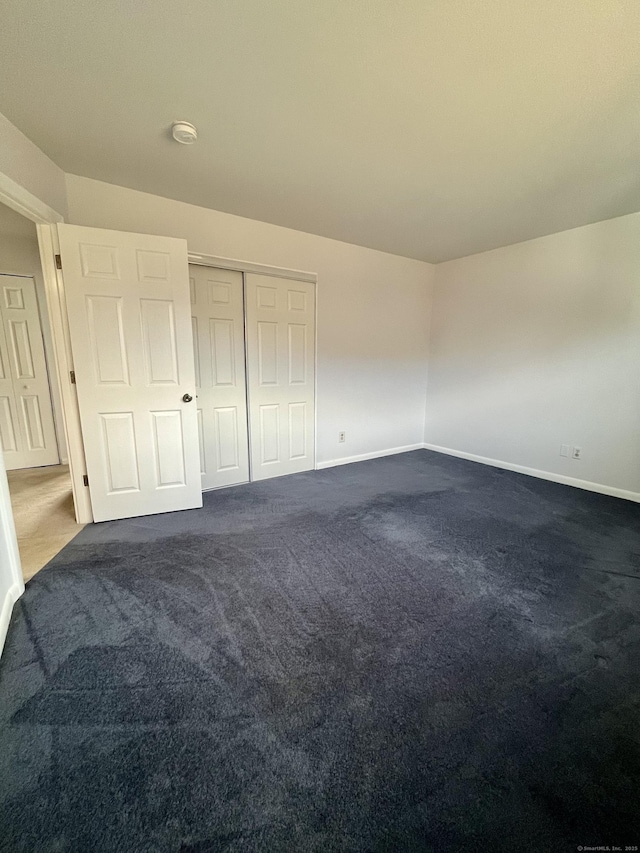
[182,393,193,403]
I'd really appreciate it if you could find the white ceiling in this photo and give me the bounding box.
[0,0,639,262]
[0,203,36,240]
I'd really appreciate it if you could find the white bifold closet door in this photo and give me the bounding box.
[245,274,315,480]
[189,265,249,490]
[58,224,202,523]
[0,274,59,470]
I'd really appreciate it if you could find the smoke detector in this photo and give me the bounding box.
[171,121,198,145]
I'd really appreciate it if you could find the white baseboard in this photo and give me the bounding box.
[317,443,424,470]
[0,582,22,657]
[422,443,640,503]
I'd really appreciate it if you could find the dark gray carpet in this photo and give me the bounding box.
[1,449,639,852]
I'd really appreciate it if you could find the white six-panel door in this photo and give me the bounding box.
[58,225,202,522]
[245,274,315,481]
[189,265,249,490]
[0,274,59,470]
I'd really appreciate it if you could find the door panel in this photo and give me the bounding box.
[288,402,307,459]
[258,322,278,385]
[245,274,315,481]
[0,274,59,470]
[20,395,45,450]
[210,319,236,386]
[189,265,249,490]
[259,404,280,464]
[59,225,202,522]
[140,300,179,384]
[9,320,35,378]
[288,325,307,384]
[86,295,130,384]
[100,412,139,492]
[0,396,18,453]
[215,407,239,470]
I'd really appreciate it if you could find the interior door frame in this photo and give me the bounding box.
[0,271,62,468]
[0,174,92,523]
[38,226,94,522]
[187,252,319,479]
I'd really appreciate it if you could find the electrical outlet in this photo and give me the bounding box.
[560,444,570,457]
[572,446,582,460]
[338,431,345,443]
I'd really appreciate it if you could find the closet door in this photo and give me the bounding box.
[0,275,59,470]
[189,265,249,490]
[245,274,315,481]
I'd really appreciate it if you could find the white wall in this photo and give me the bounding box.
[0,231,68,462]
[0,447,23,654]
[0,111,67,219]
[66,175,434,467]
[426,212,640,498]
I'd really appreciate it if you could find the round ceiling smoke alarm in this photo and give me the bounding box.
[171,121,198,144]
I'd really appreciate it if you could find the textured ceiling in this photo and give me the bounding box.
[0,0,639,262]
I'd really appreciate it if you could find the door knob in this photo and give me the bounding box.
[182,393,193,403]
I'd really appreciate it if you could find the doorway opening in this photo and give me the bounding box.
[0,202,82,580]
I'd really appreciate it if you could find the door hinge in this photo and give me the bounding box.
[70,370,76,384]
[55,254,62,270]
[83,474,89,487]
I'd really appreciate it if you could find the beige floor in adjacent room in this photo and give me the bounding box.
[7,464,84,582]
